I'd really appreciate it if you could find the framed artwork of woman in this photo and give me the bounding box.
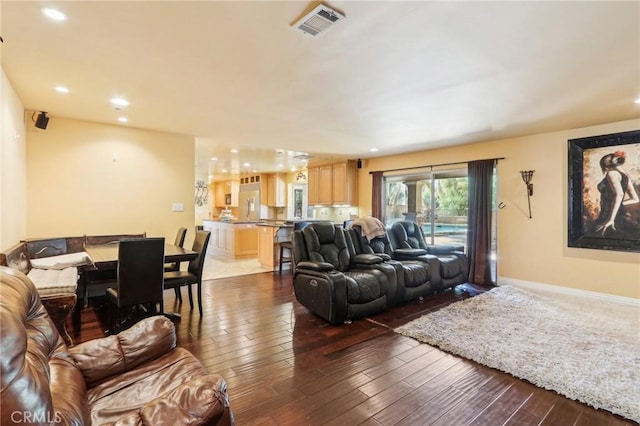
[568,130,640,252]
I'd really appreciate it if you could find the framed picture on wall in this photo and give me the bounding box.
[568,130,640,252]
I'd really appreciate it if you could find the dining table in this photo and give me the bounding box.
[80,243,198,319]
[84,242,198,270]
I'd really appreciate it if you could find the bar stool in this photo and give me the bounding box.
[278,240,293,273]
[278,221,311,272]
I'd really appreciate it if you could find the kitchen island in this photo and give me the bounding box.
[202,219,260,260]
[257,223,292,270]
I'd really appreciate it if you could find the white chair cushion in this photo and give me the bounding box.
[27,267,79,296]
[30,252,89,270]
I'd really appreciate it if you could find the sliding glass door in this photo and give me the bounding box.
[384,168,468,248]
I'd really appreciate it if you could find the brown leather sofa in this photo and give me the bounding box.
[0,266,234,425]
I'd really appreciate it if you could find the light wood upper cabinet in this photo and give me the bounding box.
[307,167,320,206]
[227,180,240,206]
[307,161,358,206]
[214,182,226,207]
[318,165,333,205]
[267,173,286,207]
[214,180,240,207]
[332,161,357,206]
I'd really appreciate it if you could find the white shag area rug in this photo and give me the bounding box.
[394,286,640,422]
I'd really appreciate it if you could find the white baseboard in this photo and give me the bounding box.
[497,276,640,307]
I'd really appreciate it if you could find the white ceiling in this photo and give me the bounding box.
[2,1,639,181]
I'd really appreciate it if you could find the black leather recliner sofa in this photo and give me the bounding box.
[292,222,396,324]
[345,225,435,303]
[388,221,469,291]
[293,221,471,325]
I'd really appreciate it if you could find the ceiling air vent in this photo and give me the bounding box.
[292,4,345,37]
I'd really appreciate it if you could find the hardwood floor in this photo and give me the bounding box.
[69,273,636,426]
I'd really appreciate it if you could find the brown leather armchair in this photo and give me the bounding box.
[0,266,234,425]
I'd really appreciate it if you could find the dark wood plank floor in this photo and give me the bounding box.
[69,272,636,426]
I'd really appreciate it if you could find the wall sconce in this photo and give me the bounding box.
[194,180,208,207]
[520,170,534,218]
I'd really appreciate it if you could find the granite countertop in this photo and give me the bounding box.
[256,222,292,228]
[204,218,334,227]
[256,219,335,227]
[203,218,264,225]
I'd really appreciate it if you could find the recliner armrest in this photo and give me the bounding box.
[69,316,176,387]
[296,261,335,272]
[394,248,428,258]
[426,245,465,255]
[376,253,392,261]
[350,254,383,265]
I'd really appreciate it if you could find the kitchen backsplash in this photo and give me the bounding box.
[210,205,359,224]
[310,206,359,224]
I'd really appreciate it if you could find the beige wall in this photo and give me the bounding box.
[1,68,28,249]
[26,115,196,246]
[358,119,640,299]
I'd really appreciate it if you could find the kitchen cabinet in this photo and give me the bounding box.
[214,180,240,207]
[318,165,332,205]
[267,173,286,207]
[258,226,278,269]
[257,225,292,270]
[307,167,320,206]
[234,225,258,257]
[202,220,258,259]
[307,161,357,206]
[214,183,226,207]
[308,165,332,206]
[332,161,358,206]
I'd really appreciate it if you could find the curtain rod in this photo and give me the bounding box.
[368,157,505,174]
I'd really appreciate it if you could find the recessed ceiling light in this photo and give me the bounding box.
[290,167,297,172]
[251,169,258,173]
[635,98,640,104]
[42,8,66,21]
[211,157,218,161]
[118,117,128,123]
[221,169,228,173]
[243,162,251,167]
[370,148,379,152]
[230,149,238,154]
[111,97,129,107]
[55,85,69,93]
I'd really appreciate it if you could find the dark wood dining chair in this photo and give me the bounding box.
[82,232,147,306]
[164,230,210,316]
[106,237,165,333]
[165,227,187,303]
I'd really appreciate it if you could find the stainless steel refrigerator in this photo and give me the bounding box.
[238,189,260,221]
